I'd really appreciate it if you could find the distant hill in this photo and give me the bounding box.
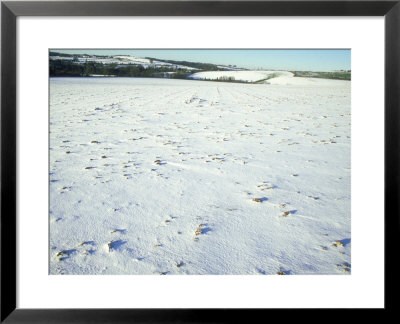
[49,52,240,77]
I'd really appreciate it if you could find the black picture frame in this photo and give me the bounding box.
[1,0,399,322]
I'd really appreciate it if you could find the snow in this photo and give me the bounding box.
[188,70,345,86]
[89,74,116,77]
[267,74,346,86]
[50,56,74,61]
[216,65,245,71]
[189,70,291,82]
[77,57,124,65]
[51,54,198,70]
[114,56,152,64]
[50,77,351,275]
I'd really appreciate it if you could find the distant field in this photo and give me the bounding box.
[292,71,351,81]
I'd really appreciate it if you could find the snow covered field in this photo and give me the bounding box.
[49,77,351,275]
[188,70,343,86]
[189,70,290,83]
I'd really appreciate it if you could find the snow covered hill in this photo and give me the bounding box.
[188,70,346,85]
[50,54,199,71]
[188,70,288,82]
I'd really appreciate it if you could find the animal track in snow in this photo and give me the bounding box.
[107,240,127,252]
[56,249,77,261]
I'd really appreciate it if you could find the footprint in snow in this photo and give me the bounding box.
[336,262,351,273]
[110,229,126,234]
[276,267,291,275]
[281,210,297,217]
[331,238,350,248]
[79,241,95,247]
[82,249,96,256]
[154,159,166,166]
[252,197,267,203]
[56,249,77,261]
[194,224,211,240]
[107,240,127,252]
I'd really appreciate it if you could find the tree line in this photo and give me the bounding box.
[49,60,191,79]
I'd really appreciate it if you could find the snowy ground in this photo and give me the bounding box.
[49,77,351,275]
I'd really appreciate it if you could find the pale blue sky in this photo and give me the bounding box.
[53,49,350,71]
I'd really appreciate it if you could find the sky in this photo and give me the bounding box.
[54,49,351,71]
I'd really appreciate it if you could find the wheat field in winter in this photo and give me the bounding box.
[49,76,351,275]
